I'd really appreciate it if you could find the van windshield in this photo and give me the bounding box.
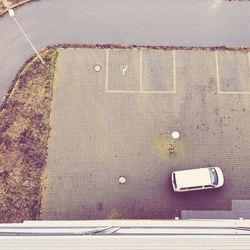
[209,168,218,185]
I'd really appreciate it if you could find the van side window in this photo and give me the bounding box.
[180,186,203,190]
[204,185,214,188]
[173,173,177,188]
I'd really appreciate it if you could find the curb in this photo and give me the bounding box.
[50,43,250,52]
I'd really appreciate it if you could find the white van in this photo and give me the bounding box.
[171,167,224,192]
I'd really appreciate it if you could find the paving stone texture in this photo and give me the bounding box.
[41,48,250,220]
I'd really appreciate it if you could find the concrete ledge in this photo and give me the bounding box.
[232,200,250,211]
[181,210,234,219]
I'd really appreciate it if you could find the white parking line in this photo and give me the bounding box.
[106,90,176,93]
[142,90,175,93]
[173,50,176,93]
[218,91,250,94]
[248,52,250,72]
[139,50,143,91]
[105,49,109,92]
[106,90,138,93]
[215,51,221,93]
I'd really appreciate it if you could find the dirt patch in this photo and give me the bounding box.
[0,49,57,223]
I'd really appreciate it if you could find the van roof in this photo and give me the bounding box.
[174,168,212,189]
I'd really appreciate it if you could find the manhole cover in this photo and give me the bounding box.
[94,65,102,72]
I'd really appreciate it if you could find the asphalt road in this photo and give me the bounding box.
[0,0,250,100]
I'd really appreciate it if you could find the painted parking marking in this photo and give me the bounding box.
[249,51,250,72]
[106,49,250,95]
[216,51,250,94]
[107,90,175,94]
[173,50,176,93]
[120,65,128,75]
[139,50,143,92]
[215,51,221,93]
[106,49,176,94]
[106,48,140,92]
[105,49,109,92]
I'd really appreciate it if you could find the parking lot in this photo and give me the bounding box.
[41,47,250,219]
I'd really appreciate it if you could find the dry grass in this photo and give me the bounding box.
[0,2,6,12]
[8,0,25,4]
[8,0,32,5]
[0,0,36,15]
[0,49,57,222]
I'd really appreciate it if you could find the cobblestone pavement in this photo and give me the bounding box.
[42,48,250,220]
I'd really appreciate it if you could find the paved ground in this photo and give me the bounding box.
[42,48,250,220]
[1,0,250,101]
